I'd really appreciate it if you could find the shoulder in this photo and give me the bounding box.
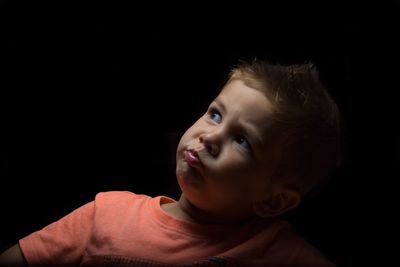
[248,219,334,266]
[88,191,156,240]
[92,191,153,218]
[94,191,150,202]
[274,226,336,266]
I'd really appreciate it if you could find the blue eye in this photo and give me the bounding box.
[210,109,222,123]
[235,136,251,150]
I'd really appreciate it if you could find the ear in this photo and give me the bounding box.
[253,189,301,218]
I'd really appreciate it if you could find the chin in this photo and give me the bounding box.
[177,173,201,188]
[176,169,205,194]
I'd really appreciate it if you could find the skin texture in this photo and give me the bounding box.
[162,80,300,224]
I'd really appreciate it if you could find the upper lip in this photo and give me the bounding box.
[189,149,199,159]
[185,149,203,166]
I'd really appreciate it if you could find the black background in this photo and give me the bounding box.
[1,1,399,266]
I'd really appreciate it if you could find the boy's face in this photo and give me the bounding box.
[176,80,279,220]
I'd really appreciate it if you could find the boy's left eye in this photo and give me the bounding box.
[235,135,251,150]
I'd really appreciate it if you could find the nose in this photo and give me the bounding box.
[199,133,220,156]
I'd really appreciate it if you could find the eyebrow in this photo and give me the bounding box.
[213,98,226,113]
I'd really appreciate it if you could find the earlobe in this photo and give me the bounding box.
[253,189,301,218]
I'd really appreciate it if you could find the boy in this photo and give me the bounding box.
[0,59,341,266]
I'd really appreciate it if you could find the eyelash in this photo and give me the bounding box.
[207,107,252,152]
[209,108,222,123]
[235,135,251,151]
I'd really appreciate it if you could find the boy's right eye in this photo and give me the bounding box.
[209,108,222,123]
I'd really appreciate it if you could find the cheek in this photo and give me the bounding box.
[217,150,250,172]
[211,155,264,186]
[207,160,250,186]
[181,122,197,139]
[176,121,203,150]
[176,131,191,154]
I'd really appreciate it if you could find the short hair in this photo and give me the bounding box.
[227,59,342,198]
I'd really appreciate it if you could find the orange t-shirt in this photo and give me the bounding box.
[19,191,335,266]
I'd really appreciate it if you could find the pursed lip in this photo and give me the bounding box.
[184,149,203,169]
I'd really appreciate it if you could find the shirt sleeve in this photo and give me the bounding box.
[19,200,95,266]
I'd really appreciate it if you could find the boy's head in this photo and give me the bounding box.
[228,60,342,196]
[175,59,341,222]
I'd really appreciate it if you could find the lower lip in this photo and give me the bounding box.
[184,150,202,167]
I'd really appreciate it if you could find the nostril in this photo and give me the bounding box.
[207,143,219,156]
[213,146,219,156]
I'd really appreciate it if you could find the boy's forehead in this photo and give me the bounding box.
[219,80,267,99]
[216,80,275,116]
